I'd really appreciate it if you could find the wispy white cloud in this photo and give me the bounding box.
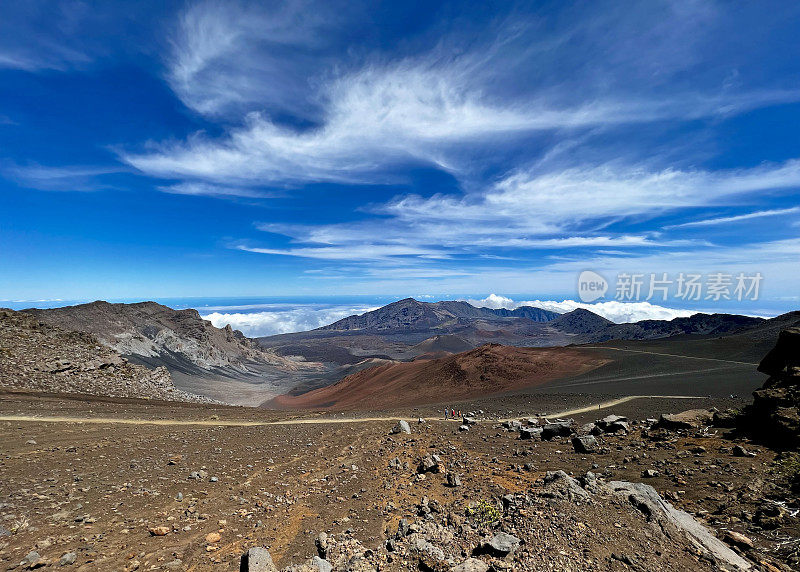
[0,1,112,72]
[124,0,800,188]
[124,75,800,187]
[158,181,278,199]
[236,243,448,261]
[387,160,800,233]
[237,160,800,263]
[665,206,800,228]
[1,162,125,191]
[168,0,343,118]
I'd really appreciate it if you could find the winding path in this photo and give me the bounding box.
[0,394,704,427]
[580,346,758,366]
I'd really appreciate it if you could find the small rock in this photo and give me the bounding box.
[452,558,489,572]
[148,526,170,536]
[458,424,470,432]
[724,530,754,549]
[59,552,77,566]
[755,503,788,530]
[315,532,328,558]
[20,551,41,568]
[484,532,521,556]
[446,472,462,487]
[390,420,411,435]
[419,454,441,473]
[641,469,659,478]
[205,532,221,543]
[311,556,332,572]
[732,445,756,457]
[26,439,37,445]
[396,518,410,538]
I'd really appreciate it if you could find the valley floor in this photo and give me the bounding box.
[1,391,798,570]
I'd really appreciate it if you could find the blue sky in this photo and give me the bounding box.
[1,0,799,316]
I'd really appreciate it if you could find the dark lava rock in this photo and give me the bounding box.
[542,420,574,440]
[572,434,599,453]
[744,328,800,448]
[519,426,542,440]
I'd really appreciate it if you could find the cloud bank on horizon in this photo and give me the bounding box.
[202,303,380,337]
[202,295,701,337]
[465,294,698,324]
[0,1,798,311]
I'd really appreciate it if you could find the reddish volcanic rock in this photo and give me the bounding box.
[272,344,609,410]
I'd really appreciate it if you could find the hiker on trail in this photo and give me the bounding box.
[451,408,455,418]
[444,408,448,420]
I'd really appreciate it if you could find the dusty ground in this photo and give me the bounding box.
[1,391,799,570]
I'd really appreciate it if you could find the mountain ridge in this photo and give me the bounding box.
[319,298,560,331]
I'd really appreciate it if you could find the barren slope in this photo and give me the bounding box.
[272,344,609,410]
[0,308,207,402]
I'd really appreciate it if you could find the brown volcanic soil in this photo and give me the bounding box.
[272,344,609,410]
[0,392,797,571]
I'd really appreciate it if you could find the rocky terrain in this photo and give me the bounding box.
[3,300,800,569]
[738,327,800,449]
[23,302,327,405]
[272,345,609,410]
[1,383,798,571]
[0,308,206,402]
[25,301,292,374]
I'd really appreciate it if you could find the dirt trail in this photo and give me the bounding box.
[580,346,759,366]
[0,394,703,427]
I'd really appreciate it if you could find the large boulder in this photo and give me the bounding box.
[744,328,800,448]
[519,426,543,440]
[609,481,751,570]
[240,547,279,572]
[572,434,599,453]
[541,420,574,440]
[596,414,629,433]
[757,328,800,378]
[655,409,713,431]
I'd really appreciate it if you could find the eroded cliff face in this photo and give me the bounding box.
[0,308,209,402]
[25,301,298,373]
